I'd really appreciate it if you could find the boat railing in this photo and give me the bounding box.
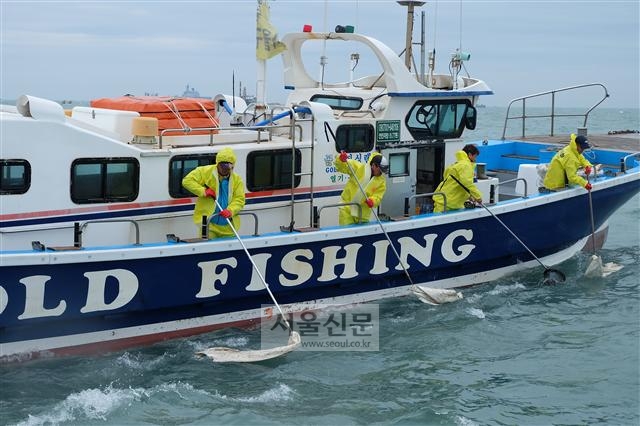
[158,121,308,149]
[238,212,260,236]
[159,126,220,148]
[494,177,529,198]
[314,203,362,228]
[621,152,640,173]
[338,110,376,119]
[404,192,446,216]
[501,83,609,140]
[205,211,259,237]
[281,106,316,232]
[29,219,148,251]
[79,219,141,247]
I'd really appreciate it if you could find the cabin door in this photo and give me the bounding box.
[415,144,445,213]
[379,147,416,218]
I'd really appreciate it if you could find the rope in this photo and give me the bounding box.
[164,100,190,130]
[195,101,220,127]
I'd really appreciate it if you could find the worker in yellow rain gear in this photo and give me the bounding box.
[182,147,246,238]
[334,151,388,225]
[543,134,594,191]
[433,144,483,213]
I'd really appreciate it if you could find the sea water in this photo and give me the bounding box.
[1,107,638,426]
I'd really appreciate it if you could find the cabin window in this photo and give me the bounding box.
[335,124,375,153]
[0,159,31,194]
[310,95,363,111]
[405,100,475,140]
[247,149,301,192]
[169,154,216,198]
[388,153,409,177]
[71,158,139,204]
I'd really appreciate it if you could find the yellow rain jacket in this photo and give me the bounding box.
[334,152,387,225]
[433,150,482,213]
[543,135,592,190]
[182,148,246,238]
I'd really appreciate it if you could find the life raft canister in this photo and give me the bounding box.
[90,95,219,136]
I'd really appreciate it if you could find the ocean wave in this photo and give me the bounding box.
[207,382,295,404]
[16,385,147,426]
[466,308,486,319]
[488,283,527,296]
[14,382,207,426]
[115,351,170,370]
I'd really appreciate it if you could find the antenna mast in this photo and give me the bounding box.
[397,1,426,71]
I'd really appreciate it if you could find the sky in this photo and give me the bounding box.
[1,0,639,108]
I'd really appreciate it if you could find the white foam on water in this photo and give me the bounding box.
[189,335,251,353]
[16,385,148,426]
[213,336,250,348]
[488,283,526,296]
[389,315,414,324]
[467,308,486,319]
[465,293,483,304]
[115,351,169,370]
[466,283,526,304]
[235,383,295,403]
[15,381,209,426]
[153,381,210,400]
[456,415,480,426]
[203,383,295,404]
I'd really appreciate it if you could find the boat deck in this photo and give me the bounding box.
[508,132,640,152]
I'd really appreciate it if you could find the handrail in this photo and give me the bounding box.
[338,110,376,118]
[308,112,316,227]
[79,219,141,247]
[495,177,528,198]
[621,152,640,173]
[284,107,299,231]
[206,211,259,237]
[157,121,307,148]
[315,202,362,227]
[501,83,609,140]
[159,126,219,148]
[238,212,259,236]
[404,191,446,215]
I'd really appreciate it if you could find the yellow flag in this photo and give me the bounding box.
[256,0,286,60]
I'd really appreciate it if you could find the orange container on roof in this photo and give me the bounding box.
[90,95,219,136]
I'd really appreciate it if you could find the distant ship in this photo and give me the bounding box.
[182,84,207,98]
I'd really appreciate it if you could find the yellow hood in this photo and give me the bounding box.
[216,147,237,164]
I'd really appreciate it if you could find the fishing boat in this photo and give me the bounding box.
[2,18,639,362]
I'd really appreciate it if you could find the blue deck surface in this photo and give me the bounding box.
[477,140,637,172]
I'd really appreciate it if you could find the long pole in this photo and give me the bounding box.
[345,161,414,286]
[586,174,597,254]
[420,10,425,84]
[449,174,565,283]
[397,1,426,71]
[404,3,414,70]
[212,199,292,331]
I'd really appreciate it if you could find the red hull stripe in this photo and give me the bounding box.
[3,318,259,362]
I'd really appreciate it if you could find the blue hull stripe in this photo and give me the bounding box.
[283,85,494,98]
[1,190,342,228]
[388,90,494,97]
